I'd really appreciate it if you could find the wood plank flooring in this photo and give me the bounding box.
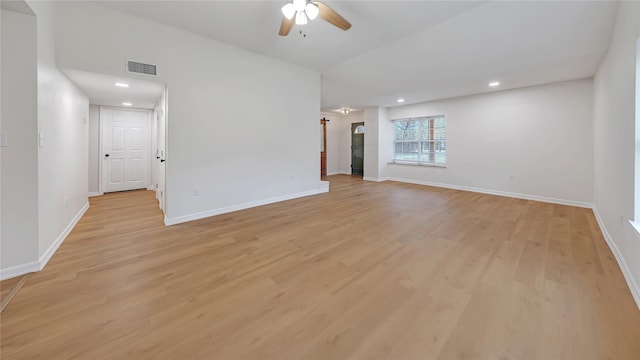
[1,175,639,359]
[0,275,28,313]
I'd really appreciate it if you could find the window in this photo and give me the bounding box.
[354,125,365,134]
[393,116,446,165]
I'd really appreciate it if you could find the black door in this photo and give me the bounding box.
[351,122,364,176]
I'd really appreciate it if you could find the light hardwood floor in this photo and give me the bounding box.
[1,175,639,359]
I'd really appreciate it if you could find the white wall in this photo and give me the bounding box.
[53,2,323,225]
[361,106,394,181]
[28,1,90,267]
[363,108,381,180]
[88,105,100,194]
[1,9,40,275]
[382,79,594,206]
[593,1,640,307]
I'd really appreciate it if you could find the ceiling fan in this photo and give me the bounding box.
[279,0,352,36]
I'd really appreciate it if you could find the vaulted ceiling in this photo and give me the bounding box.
[96,0,619,111]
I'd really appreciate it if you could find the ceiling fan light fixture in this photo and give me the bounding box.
[293,0,307,12]
[305,3,319,20]
[340,107,351,115]
[295,11,308,25]
[281,3,295,20]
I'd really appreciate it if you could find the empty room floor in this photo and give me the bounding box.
[1,175,639,359]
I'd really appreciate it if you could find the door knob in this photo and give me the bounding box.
[160,159,165,163]
[105,154,110,157]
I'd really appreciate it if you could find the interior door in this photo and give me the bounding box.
[351,122,364,176]
[102,107,150,193]
[320,118,327,177]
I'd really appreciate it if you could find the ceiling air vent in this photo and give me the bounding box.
[126,60,157,76]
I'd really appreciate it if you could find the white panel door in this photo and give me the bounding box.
[102,108,150,193]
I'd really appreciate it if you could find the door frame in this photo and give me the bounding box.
[351,122,364,176]
[98,106,153,195]
[154,87,168,212]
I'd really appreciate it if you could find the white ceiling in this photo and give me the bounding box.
[62,69,165,109]
[93,0,618,110]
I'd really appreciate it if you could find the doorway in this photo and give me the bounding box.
[320,118,328,177]
[351,122,364,176]
[101,107,151,193]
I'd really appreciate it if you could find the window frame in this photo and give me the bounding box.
[391,115,446,167]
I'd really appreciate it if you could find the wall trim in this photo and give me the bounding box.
[593,207,640,310]
[363,176,386,182]
[88,192,102,197]
[381,176,593,208]
[327,171,352,176]
[0,261,40,281]
[164,187,329,226]
[39,202,90,269]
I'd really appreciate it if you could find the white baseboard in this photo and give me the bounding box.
[326,171,351,176]
[39,202,90,269]
[593,207,640,310]
[0,202,90,281]
[384,177,592,208]
[164,188,329,226]
[88,192,102,197]
[0,261,40,281]
[363,176,386,182]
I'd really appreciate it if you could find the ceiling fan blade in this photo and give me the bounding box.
[313,1,351,31]
[279,16,295,36]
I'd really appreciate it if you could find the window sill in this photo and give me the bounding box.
[388,161,447,168]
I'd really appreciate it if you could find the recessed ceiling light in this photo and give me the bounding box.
[122,102,132,106]
[115,83,130,88]
[489,81,500,87]
[397,98,405,103]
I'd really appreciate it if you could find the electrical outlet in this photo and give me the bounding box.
[64,194,69,208]
[193,187,199,196]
